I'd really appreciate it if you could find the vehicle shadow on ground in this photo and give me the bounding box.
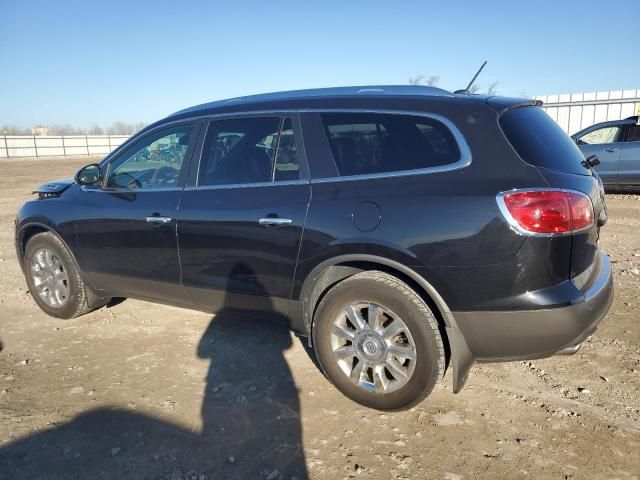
[0,265,308,480]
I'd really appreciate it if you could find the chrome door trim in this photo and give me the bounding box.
[145,216,172,224]
[258,217,293,226]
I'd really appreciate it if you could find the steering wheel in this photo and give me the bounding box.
[111,172,142,189]
[151,166,179,186]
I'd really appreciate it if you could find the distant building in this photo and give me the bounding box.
[31,126,52,136]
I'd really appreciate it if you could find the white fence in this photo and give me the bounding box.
[537,89,640,135]
[0,135,130,158]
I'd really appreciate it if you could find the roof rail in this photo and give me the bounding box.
[170,85,453,116]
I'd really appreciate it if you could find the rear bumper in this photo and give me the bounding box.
[452,251,613,362]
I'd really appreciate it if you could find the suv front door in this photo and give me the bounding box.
[177,115,310,321]
[575,124,625,187]
[619,124,640,186]
[74,123,200,301]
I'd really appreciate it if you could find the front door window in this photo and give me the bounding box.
[577,126,623,145]
[107,126,195,189]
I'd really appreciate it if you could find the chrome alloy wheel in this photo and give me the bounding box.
[330,302,417,393]
[30,248,69,308]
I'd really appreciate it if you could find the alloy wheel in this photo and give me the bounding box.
[330,302,417,393]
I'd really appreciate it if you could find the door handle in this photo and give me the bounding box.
[146,216,172,224]
[604,147,620,153]
[258,217,292,226]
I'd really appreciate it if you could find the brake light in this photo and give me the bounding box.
[498,190,594,235]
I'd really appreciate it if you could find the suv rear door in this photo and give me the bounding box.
[177,115,310,320]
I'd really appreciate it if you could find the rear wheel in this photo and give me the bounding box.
[24,232,109,319]
[312,271,445,410]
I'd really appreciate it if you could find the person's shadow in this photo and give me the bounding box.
[0,264,308,480]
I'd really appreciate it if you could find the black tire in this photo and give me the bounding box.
[312,271,445,410]
[23,232,108,319]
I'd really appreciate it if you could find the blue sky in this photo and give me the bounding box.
[1,0,639,128]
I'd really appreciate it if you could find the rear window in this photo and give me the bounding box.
[500,106,590,176]
[320,112,461,176]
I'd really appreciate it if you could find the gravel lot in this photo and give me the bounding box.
[0,156,638,480]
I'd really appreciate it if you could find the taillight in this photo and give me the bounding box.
[497,190,594,235]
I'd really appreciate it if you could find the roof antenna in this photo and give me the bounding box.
[454,61,487,95]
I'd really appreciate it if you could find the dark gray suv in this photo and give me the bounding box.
[15,86,614,410]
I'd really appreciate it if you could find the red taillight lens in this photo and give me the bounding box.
[500,190,594,234]
[568,192,594,230]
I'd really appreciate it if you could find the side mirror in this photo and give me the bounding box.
[75,164,101,186]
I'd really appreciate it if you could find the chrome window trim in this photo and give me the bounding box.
[496,188,595,237]
[183,179,308,192]
[80,185,184,193]
[132,108,471,188]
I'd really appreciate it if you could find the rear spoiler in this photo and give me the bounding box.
[485,96,542,114]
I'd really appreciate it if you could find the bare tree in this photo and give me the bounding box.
[1,124,30,135]
[2,122,148,136]
[408,75,440,87]
[133,121,147,133]
[88,124,104,135]
[426,75,440,86]
[107,122,135,135]
[486,81,499,95]
[51,124,81,136]
[468,83,481,94]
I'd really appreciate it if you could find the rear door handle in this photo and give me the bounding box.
[604,147,620,153]
[258,217,292,226]
[146,216,172,224]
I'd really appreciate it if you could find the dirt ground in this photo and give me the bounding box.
[0,156,638,480]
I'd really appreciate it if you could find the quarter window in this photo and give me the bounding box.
[199,116,300,186]
[106,125,194,189]
[320,112,461,176]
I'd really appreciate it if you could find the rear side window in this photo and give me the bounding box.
[628,125,640,143]
[320,112,461,176]
[500,106,589,176]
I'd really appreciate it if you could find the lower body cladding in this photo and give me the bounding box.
[449,251,614,392]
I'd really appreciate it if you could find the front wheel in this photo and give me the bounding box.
[312,271,445,410]
[23,232,108,319]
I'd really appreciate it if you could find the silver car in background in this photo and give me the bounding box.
[572,116,640,191]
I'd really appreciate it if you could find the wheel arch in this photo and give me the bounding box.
[17,222,61,264]
[300,254,475,393]
[17,221,106,308]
